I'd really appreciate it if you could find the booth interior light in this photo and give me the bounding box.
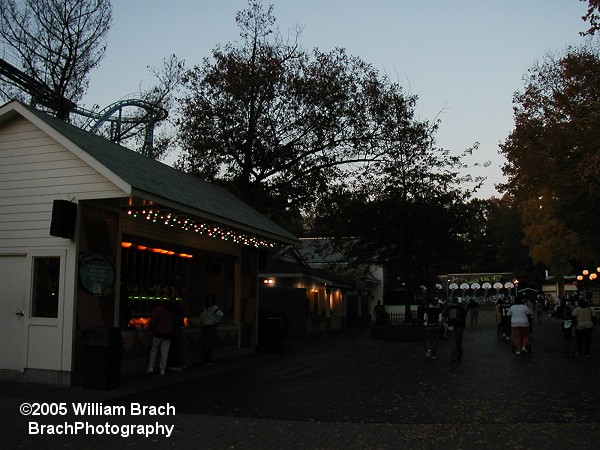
[121,241,193,258]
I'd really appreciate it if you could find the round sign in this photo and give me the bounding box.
[471,283,481,290]
[482,282,492,290]
[493,282,503,290]
[460,283,470,290]
[79,252,115,296]
[449,283,459,290]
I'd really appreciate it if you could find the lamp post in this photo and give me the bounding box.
[576,267,600,301]
[435,283,443,302]
[577,273,584,301]
[493,282,503,299]
[482,282,492,301]
[448,282,459,302]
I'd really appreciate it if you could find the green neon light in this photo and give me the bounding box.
[130,296,183,301]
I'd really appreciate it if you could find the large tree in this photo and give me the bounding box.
[175,1,421,230]
[499,44,600,274]
[461,197,543,287]
[0,0,112,120]
[581,0,600,35]
[308,109,481,300]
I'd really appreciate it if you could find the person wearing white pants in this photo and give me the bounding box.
[148,336,171,375]
[146,301,173,375]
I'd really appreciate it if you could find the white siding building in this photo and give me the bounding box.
[0,100,296,385]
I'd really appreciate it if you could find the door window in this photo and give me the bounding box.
[31,257,60,318]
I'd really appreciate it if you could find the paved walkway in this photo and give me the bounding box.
[1,308,600,449]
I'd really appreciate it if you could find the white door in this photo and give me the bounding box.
[25,253,64,371]
[0,255,27,371]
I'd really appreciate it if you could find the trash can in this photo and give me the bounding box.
[81,327,122,390]
[257,310,288,353]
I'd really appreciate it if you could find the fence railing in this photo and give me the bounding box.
[379,311,419,326]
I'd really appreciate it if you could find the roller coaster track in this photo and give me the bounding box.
[74,98,168,158]
[0,53,167,158]
[0,55,76,112]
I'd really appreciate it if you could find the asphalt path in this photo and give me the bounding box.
[109,308,600,425]
[3,307,600,449]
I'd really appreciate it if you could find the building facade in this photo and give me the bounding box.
[0,101,296,385]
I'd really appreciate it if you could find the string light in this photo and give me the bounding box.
[127,209,278,249]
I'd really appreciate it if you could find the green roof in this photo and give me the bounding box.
[8,101,297,244]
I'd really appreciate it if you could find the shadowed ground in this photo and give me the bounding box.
[111,307,599,424]
[2,306,599,449]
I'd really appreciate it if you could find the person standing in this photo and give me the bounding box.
[500,297,512,341]
[201,294,224,365]
[146,301,173,375]
[571,298,596,357]
[525,297,535,337]
[424,299,442,359]
[535,295,545,325]
[442,297,467,362]
[562,300,576,358]
[373,301,386,325]
[507,296,531,355]
[467,297,479,328]
[438,300,449,339]
[495,297,503,338]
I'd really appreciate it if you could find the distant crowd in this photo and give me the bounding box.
[373,292,596,362]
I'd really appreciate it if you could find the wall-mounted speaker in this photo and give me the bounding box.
[49,200,77,239]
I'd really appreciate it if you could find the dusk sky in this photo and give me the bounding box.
[82,1,593,199]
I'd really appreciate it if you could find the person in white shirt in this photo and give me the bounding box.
[507,296,531,355]
[201,294,224,365]
[571,298,596,357]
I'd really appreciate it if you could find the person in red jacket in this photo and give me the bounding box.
[146,301,173,375]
